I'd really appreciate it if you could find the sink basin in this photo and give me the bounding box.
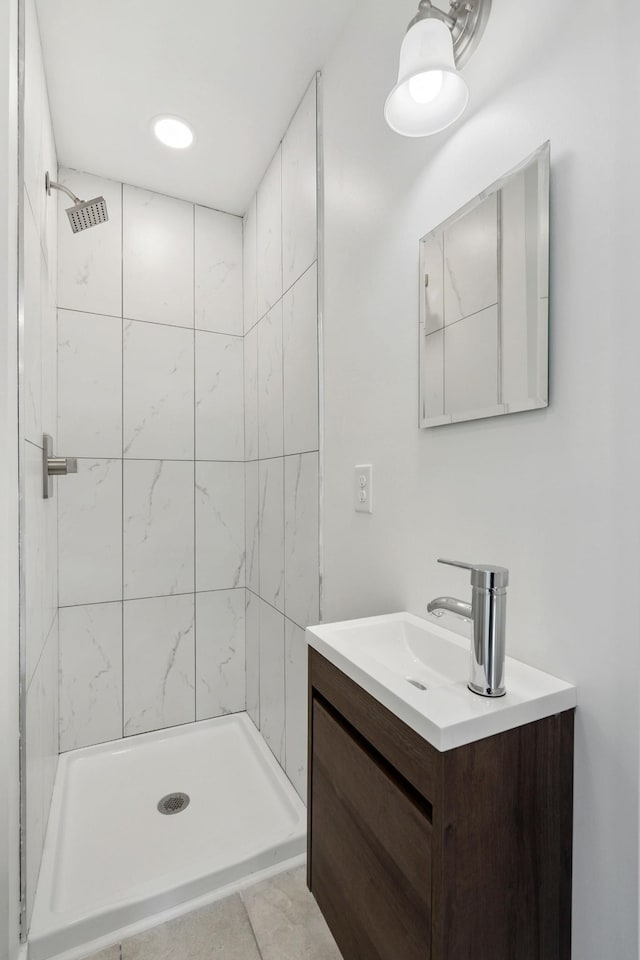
[306,613,576,751]
[328,615,469,690]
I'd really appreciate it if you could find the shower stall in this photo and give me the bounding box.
[19,2,322,956]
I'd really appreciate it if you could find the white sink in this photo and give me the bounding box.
[306,612,577,751]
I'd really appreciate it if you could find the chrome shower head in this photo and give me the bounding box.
[45,172,109,233]
[65,196,109,233]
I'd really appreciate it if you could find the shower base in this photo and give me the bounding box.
[29,713,306,960]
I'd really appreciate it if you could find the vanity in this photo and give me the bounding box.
[305,613,576,960]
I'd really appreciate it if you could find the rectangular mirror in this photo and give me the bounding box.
[419,142,550,428]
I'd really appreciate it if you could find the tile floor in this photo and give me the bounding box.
[81,868,343,960]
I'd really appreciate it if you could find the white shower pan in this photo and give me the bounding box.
[29,713,306,960]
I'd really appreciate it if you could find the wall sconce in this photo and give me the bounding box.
[385,0,491,137]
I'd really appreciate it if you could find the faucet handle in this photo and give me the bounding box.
[437,558,509,590]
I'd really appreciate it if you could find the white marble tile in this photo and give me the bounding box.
[40,256,57,444]
[259,459,285,613]
[123,319,194,460]
[24,198,42,446]
[259,599,285,765]
[243,197,258,334]
[123,460,194,600]
[25,617,60,927]
[23,0,43,230]
[282,79,317,291]
[123,186,194,328]
[58,309,122,458]
[283,264,318,455]
[25,441,45,688]
[59,602,122,752]
[284,453,319,630]
[444,305,499,416]
[245,460,260,596]
[195,461,245,591]
[244,323,259,461]
[195,331,244,461]
[443,193,498,325]
[57,170,123,317]
[285,619,308,802]
[195,206,243,336]
[258,304,284,459]
[421,233,445,334]
[25,436,58,682]
[422,329,444,421]
[245,590,260,728]
[256,148,282,319]
[41,109,58,281]
[25,654,44,927]
[123,594,195,736]
[40,619,59,836]
[59,458,122,607]
[195,589,246,720]
[42,473,58,642]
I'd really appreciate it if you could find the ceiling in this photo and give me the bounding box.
[35,0,357,215]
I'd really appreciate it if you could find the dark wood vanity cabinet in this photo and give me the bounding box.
[307,649,575,960]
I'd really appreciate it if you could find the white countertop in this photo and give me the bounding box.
[306,612,577,752]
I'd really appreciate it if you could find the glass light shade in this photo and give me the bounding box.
[384,18,469,137]
[153,116,194,149]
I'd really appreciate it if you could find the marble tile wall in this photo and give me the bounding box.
[243,76,320,801]
[57,169,246,751]
[23,0,59,926]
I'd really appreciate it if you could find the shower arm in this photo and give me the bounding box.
[45,171,81,205]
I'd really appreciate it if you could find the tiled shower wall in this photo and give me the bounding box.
[243,77,320,801]
[56,75,320,807]
[56,172,246,751]
[23,0,59,923]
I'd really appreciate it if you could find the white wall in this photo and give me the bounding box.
[56,169,246,748]
[321,0,639,956]
[243,77,320,801]
[22,0,59,929]
[0,0,20,954]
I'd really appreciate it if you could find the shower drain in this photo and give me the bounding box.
[157,792,191,815]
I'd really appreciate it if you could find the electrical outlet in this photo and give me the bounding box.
[354,464,373,514]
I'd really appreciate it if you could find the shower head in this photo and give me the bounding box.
[45,172,109,233]
[65,196,109,233]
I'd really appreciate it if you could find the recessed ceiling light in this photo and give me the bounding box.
[152,116,194,149]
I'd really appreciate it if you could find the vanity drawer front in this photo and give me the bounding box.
[310,648,438,800]
[310,698,432,960]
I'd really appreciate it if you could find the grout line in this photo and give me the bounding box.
[193,203,197,721]
[280,145,287,774]
[242,900,266,960]
[71,456,248,464]
[58,586,246,611]
[424,298,500,340]
[246,447,319,464]
[245,588,308,635]
[24,436,44,451]
[243,258,318,339]
[58,305,122,322]
[58,303,243,339]
[121,181,125,740]
[315,72,324,629]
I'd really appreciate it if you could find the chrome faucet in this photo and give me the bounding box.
[427,558,509,698]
